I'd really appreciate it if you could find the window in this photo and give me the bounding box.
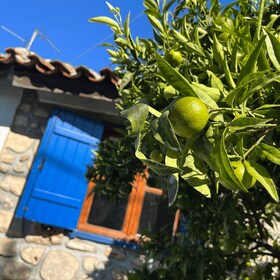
[16,109,178,246]
[77,173,177,243]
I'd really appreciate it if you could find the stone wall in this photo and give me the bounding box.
[0,90,143,280]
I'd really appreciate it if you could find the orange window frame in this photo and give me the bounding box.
[77,173,163,242]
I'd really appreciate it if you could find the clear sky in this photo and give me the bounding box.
[0,0,232,73]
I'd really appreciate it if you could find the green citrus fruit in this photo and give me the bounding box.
[168,96,209,139]
[231,161,256,189]
[164,49,183,67]
[150,149,164,163]
[221,239,237,253]
[163,85,177,100]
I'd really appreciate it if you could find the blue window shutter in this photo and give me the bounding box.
[16,110,104,230]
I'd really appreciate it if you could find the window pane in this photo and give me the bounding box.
[87,194,128,231]
[138,192,173,235]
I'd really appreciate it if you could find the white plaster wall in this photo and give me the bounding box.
[0,79,23,152]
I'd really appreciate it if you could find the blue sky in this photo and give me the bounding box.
[0,0,232,72]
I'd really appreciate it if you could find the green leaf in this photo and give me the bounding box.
[215,130,248,192]
[212,34,235,88]
[135,134,180,175]
[207,70,225,96]
[180,152,211,198]
[144,0,158,12]
[154,51,197,97]
[227,117,272,130]
[106,49,119,58]
[258,49,270,71]
[173,30,206,57]
[121,103,149,135]
[212,33,225,66]
[244,160,279,202]
[237,36,266,86]
[157,111,181,152]
[264,28,280,71]
[192,134,215,169]
[191,82,221,102]
[225,71,280,105]
[89,16,122,33]
[106,1,118,12]
[238,71,268,88]
[119,71,134,92]
[241,72,280,103]
[163,0,176,12]
[165,147,179,168]
[167,173,179,206]
[147,15,165,34]
[124,12,131,38]
[148,106,161,118]
[254,143,280,165]
[115,38,129,47]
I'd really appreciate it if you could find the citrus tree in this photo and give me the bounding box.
[87,0,280,278]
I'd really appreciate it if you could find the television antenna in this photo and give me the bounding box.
[0,25,60,53]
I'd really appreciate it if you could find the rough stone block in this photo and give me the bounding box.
[5,132,34,153]
[18,103,31,113]
[21,247,45,266]
[0,210,13,232]
[19,153,30,162]
[0,237,17,256]
[0,152,15,164]
[0,175,26,196]
[83,256,104,273]
[25,235,52,245]
[14,115,29,127]
[34,108,49,118]
[40,250,79,280]
[0,164,9,173]
[0,193,16,210]
[2,261,31,280]
[66,238,98,253]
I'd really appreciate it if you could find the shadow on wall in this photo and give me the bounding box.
[0,224,33,279]
[10,90,53,140]
[4,219,141,280]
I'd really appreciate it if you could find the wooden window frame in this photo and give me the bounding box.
[77,173,164,242]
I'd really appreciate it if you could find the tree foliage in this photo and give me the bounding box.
[87,0,280,278]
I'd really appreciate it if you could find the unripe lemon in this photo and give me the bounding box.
[163,85,177,100]
[231,161,256,189]
[164,49,183,67]
[222,239,237,253]
[168,97,209,139]
[150,149,164,163]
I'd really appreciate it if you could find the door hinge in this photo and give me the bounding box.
[38,157,46,171]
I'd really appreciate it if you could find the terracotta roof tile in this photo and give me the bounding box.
[0,47,120,98]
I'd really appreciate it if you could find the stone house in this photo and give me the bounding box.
[0,47,155,280]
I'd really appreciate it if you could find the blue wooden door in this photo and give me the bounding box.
[16,110,104,230]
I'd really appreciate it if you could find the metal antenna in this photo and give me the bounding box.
[0,25,27,44]
[0,25,60,53]
[27,29,60,52]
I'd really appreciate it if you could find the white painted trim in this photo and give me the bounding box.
[0,126,10,152]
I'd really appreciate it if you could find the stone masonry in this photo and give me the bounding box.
[0,91,144,280]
